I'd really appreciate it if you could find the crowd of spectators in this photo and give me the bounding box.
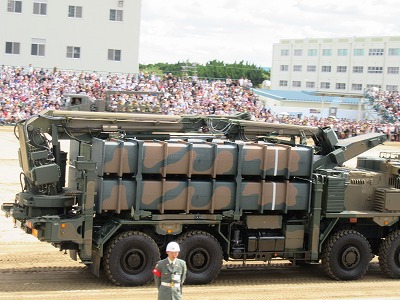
[265,113,399,141]
[365,88,400,123]
[0,64,399,141]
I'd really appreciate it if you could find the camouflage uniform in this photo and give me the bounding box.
[153,258,187,300]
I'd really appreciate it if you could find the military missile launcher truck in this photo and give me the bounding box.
[2,108,400,286]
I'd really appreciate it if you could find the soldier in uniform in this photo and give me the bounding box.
[153,242,187,300]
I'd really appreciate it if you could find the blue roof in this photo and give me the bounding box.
[253,89,360,105]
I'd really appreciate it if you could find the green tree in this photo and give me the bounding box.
[139,60,270,86]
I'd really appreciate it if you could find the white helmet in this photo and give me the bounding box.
[166,241,180,252]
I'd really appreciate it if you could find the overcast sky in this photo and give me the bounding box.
[139,0,400,67]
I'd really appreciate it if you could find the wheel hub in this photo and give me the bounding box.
[127,252,141,268]
[188,248,209,271]
[341,246,360,268]
[122,249,145,273]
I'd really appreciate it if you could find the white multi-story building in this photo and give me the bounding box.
[1,0,141,74]
[271,36,400,93]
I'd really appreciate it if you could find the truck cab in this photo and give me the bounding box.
[60,94,105,112]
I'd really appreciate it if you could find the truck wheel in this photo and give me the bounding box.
[322,230,371,280]
[103,231,160,286]
[379,230,400,278]
[177,231,223,284]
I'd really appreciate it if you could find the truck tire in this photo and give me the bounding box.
[177,231,223,285]
[379,230,400,278]
[103,231,160,286]
[322,230,371,280]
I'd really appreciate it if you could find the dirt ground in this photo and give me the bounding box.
[1,126,400,300]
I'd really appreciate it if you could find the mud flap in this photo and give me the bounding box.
[69,249,78,261]
[89,250,101,277]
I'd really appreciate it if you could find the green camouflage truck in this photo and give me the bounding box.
[2,106,400,286]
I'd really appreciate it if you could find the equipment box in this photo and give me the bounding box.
[285,224,304,250]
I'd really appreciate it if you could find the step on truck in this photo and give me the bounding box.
[2,108,400,286]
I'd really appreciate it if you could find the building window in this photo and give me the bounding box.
[33,2,47,15]
[306,81,315,88]
[388,48,400,56]
[293,65,302,72]
[294,49,302,56]
[366,84,382,89]
[322,49,332,56]
[337,49,348,56]
[367,67,383,74]
[280,65,288,71]
[108,49,121,61]
[66,46,80,59]
[292,81,301,88]
[321,66,331,72]
[307,65,316,72]
[31,39,45,56]
[351,84,362,91]
[336,83,346,90]
[7,0,22,12]
[308,49,317,56]
[320,82,330,89]
[353,49,364,56]
[110,9,123,21]
[369,48,384,56]
[5,42,20,54]
[388,67,399,74]
[352,66,363,73]
[337,66,347,73]
[386,85,398,92]
[68,5,82,18]
[279,80,288,87]
[280,49,289,56]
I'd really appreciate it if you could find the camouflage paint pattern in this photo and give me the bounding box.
[241,143,313,178]
[95,179,310,213]
[92,138,138,176]
[92,139,312,213]
[97,178,136,213]
[91,138,313,178]
[240,181,310,211]
[142,142,238,177]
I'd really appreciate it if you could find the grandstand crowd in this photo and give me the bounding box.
[365,88,400,124]
[0,65,399,141]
